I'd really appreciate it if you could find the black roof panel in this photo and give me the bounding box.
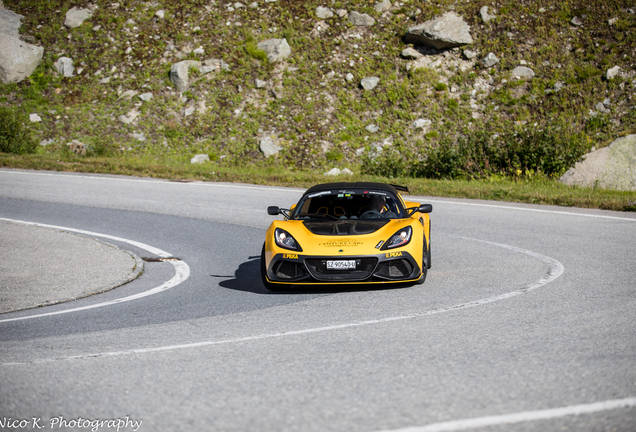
[302,182,408,197]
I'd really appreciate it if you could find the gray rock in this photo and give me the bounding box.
[570,16,583,26]
[54,56,74,77]
[336,9,348,18]
[64,7,95,29]
[155,10,165,19]
[169,60,201,93]
[405,12,473,49]
[138,92,153,101]
[361,76,379,90]
[560,135,636,191]
[595,102,610,114]
[482,52,499,67]
[511,66,535,78]
[0,35,44,83]
[132,132,146,141]
[346,73,354,82]
[366,124,379,133]
[463,49,477,60]
[375,0,392,13]
[255,79,267,88]
[260,136,282,158]
[554,81,564,91]
[257,38,291,63]
[606,66,620,80]
[202,58,230,72]
[0,8,23,37]
[349,11,375,26]
[413,118,432,129]
[29,113,41,122]
[191,154,210,164]
[118,108,140,124]
[479,6,495,24]
[325,167,353,176]
[316,6,333,19]
[401,47,423,59]
[39,138,55,146]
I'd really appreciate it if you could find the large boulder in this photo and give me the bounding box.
[405,12,473,49]
[257,38,291,63]
[0,8,44,84]
[169,60,201,93]
[560,135,636,191]
[0,36,44,83]
[0,8,22,36]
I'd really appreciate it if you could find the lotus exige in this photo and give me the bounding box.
[261,182,432,290]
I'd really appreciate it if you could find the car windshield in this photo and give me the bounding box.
[292,190,403,220]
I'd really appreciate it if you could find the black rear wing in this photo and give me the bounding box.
[391,184,409,193]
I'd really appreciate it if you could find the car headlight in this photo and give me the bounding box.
[382,226,412,250]
[274,228,303,251]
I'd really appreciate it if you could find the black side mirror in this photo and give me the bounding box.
[418,204,433,213]
[267,206,280,215]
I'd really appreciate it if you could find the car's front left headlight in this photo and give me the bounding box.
[274,228,303,251]
[382,226,412,250]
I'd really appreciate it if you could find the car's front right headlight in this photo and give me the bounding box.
[382,226,412,250]
[274,228,303,251]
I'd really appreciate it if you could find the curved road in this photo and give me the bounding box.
[0,169,635,432]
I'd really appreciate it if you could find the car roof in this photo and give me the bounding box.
[302,182,408,197]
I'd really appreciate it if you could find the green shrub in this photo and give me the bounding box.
[0,107,37,155]
[244,37,268,62]
[413,142,465,179]
[325,149,343,161]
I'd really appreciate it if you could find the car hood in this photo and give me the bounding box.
[302,219,390,236]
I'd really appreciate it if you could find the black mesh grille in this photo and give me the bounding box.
[375,259,414,279]
[273,261,307,279]
[304,258,377,281]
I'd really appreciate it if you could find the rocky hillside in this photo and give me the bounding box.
[1,0,635,179]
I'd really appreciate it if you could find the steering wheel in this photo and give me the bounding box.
[360,210,383,219]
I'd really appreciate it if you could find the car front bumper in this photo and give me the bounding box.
[264,251,422,285]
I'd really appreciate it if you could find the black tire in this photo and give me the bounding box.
[416,239,428,285]
[427,233,432,269]
[260,243,290,291]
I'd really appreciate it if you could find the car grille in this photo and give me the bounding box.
[375,259,414,279]
[273,261,308,280]
[304,258,378,281]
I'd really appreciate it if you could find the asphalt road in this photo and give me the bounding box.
[1,169,635,432]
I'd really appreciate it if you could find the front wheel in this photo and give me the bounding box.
[416,238,429,285]
[260,244,290,291]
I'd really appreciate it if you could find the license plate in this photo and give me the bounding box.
[326,260,356,270]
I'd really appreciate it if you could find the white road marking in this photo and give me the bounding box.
[418,198,636,222]
[1,236,563,365]
[0,218,191,324]
[369,397,636,432]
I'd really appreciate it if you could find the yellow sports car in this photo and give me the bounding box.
[261,182,432,290]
